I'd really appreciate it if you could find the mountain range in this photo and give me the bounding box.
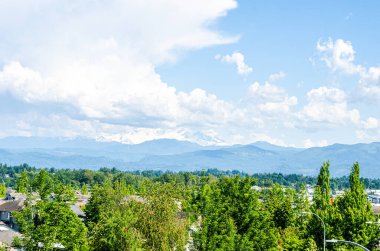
[0,137,379,178]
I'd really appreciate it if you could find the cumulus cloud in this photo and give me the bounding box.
[247,81,297,115]
[317,38,380,103]
[0,0,244,144]
[216,52,253,76]
[2,4,378,147]
[298,86,360,126]
[355,117,380,142]
[361,117,380,130]
[317,38,363,75]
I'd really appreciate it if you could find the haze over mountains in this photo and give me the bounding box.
[0,137,379,178]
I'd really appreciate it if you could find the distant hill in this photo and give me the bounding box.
[0,137,379,177]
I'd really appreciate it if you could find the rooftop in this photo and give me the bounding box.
[0,223,22,246]
[0,200,24,212]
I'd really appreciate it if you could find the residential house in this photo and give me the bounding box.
[0,222,22,249]
[0,200,24,230]
[368,194,380,205]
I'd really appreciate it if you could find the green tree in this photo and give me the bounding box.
[33,170,53,200]
[89,200,143,250]
[266,184,295,229]
[86,181,143,250]
[313,161,331,211]
[304,238,318,251]
[136,182,188,251]
[81,183,88,195]
[14,200,89,250]
[86,180,188,251]
[0,183,6,198]
[310,161,334,249]
[294,183,310,214]
[336,162,380,249]
[54,183,77,203]
[16,171,29,194]
[194,176,279,250]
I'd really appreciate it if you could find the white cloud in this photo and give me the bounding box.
[268,71,286,82]
[0,0,239,64]
[317,38,363,75]
[355,117,380,142]
[298,86,360,125]
[317,38,380,103]
[361,117,380,129]
[1,5,377,147]
[247,81,297,115]
[0,0,241,139]
[216,52,253,76]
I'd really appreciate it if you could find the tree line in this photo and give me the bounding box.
[2,163,380,190]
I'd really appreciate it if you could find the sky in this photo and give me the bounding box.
[0,0,380,147]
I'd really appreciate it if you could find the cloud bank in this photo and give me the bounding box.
[0,2,379,146]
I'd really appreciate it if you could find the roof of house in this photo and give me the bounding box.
[0,224,22,245]
[373,205,380,215]
[0,200,24,212]
[368,194,380,199]
[70,204,85,218]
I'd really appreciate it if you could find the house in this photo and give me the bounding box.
[0,222,22,248]
[5,190,27,202]
[373,206,380,215]
[0,200,24,230]
[368,195,380,205]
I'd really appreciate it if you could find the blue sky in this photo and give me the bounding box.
[0,0,380,147]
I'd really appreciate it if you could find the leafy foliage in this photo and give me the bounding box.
[0,182,6,198]
[9,161,380,250]
[14,200,89,250]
